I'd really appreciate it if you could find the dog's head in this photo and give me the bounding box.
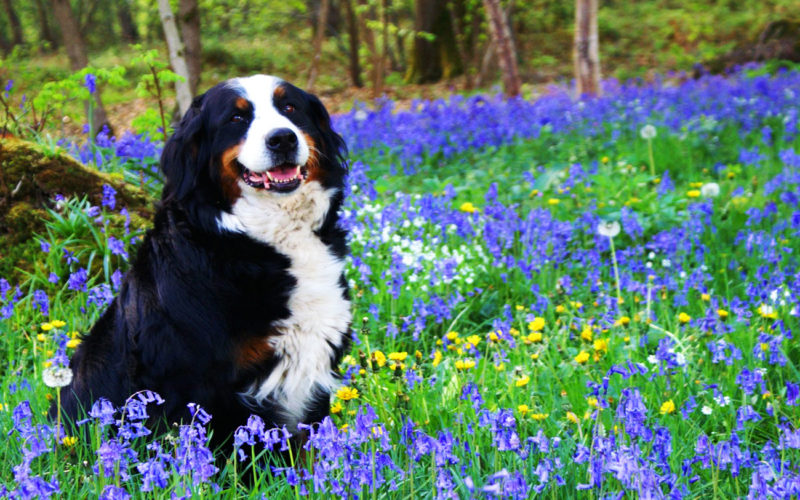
[160,75,347,221]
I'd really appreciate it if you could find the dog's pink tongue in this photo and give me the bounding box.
[269,165,297,182]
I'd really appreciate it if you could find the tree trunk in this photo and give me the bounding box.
[574,0,601,96]
[342,0,363,87]
[178,0,201,95]
[51,0,112,136]
[482,0,520,97]
[405,0,462,84]
[157,0,193,115]
[306,0,330,90]
[2,0,24,46]
[35,0,59,50]
[116,0,140,44]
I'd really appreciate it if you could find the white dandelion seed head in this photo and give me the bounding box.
[701,405,712,415]
[640,124,657,140]
[597,220,621,238]
[701,182,720,198]
[43,365,73,388]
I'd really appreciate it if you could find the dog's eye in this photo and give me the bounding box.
[282,104,296,114]
[230,114,246,123]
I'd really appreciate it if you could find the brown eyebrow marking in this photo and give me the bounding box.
[235,97,250,110]
[273,85,286,99]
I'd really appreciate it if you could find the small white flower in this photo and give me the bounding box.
[700,182,720,198]
[640,124,657,140]
[647,354,657,364]
[43,366,73,388]
[701,405,712,415]
[648,252,655,259]
[354,109,368,121]
[662,259,672,268]
[597,220,621,238]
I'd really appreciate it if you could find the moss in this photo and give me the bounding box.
[0,138,155,281]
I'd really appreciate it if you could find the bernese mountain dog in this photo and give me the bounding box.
[56,75,351,447]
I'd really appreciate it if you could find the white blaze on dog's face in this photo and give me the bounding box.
[231,75,312,194]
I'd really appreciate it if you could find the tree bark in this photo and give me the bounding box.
[482,0,520,97]
[306,0,330,90]
[342,0,363,87]
[2,0,24,46]
[116,0,140,44]
[406,0,463,84]
[178,0,202,95]
[51,0,112,136]
[574,0,601,96]
[157,0,193,115]
[34,0,59,50]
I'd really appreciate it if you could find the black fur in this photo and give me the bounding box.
[54,77,349,449]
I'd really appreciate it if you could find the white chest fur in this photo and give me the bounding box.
[218,181,351,429]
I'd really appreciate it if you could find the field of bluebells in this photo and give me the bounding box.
[1,66,800,498]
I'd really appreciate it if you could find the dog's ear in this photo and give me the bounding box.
[306,93,347,170]
[161,93,206,202]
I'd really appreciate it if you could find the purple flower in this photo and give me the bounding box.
[101,184,116,210]
[67,268,88,292]
[85,73,97,94]
[108,236,128,260]
[32,290,49,316]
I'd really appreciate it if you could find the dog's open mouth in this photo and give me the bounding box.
[240,163,308,193]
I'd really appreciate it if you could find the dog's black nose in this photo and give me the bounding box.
[266,128,298,153]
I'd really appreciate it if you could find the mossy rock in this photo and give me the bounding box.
[704,19,800,74]
[0,137,155,280]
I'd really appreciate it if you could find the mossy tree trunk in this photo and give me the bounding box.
[405,0,464,84]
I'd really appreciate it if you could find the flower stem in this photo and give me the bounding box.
[609,236,622,309]
[647,138,656,178]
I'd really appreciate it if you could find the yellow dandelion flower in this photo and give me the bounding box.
[40,323,54,331]
[36,334,46,342]
[509,327,519,336]
[388,351,408,362]
[760,343,769,352]
[678,312,691,324]
[373,350,387,367]
[531,413,549,421]
[494,363,506,371]
[593,338,608,353]
[455,359,476,371]
[518,404,529,416]
[580,326,593,342]
[515,305,525,311]
[687,190,701,198]
[336,386,359,401]
[566,411,579,424]
[51,320,66,328]
[515,375,530,387]
[330,402,343,414]
[459,202,478,213]
[489,331,500,342]
[717,309,729,319]
[601,156,609,163]
[340,423,349,432]
[587,397,598,408]
[575,351,590,364]
[527,332,543,343]
[614,316,630,327]
[62,436,77,447]
[432,350,442,367]
[660,399,676,415]
[530,353,539,360]
[466,335,481,347]
[547,198,560,205]
[528,317,545,332]
[701,293,710,301]
[446,331,459,341]
[555,304,566,313]
[66,338,81,349]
